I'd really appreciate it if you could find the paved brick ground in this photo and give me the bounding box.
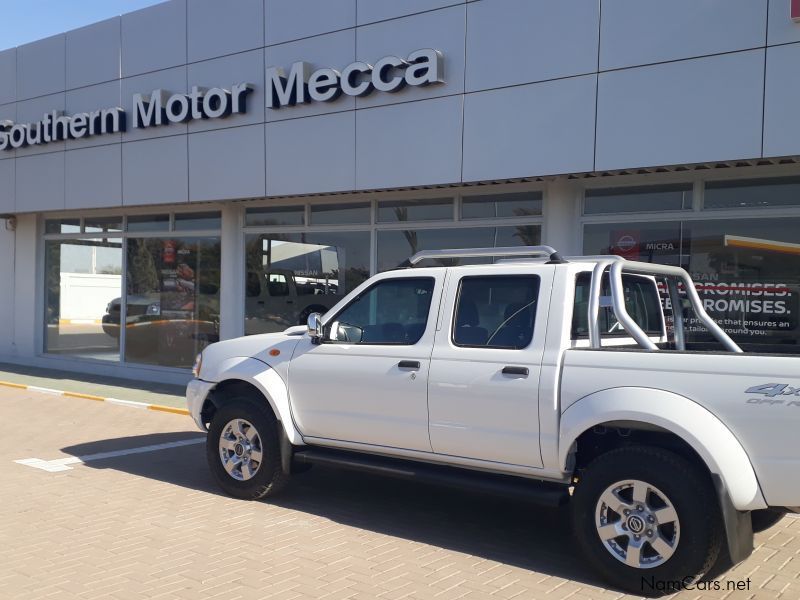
[1,386,798,600]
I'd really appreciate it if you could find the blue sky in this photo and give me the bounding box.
[1,0,167,51]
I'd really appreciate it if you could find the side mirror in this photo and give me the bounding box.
[307,312,323,342]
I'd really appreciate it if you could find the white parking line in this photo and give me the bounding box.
[15,437,205,472]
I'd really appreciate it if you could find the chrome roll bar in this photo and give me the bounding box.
[408,245,563,265]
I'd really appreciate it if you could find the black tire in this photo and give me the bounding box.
[206,398,289,500]
[572,446,723,597]
[751,508,787,533]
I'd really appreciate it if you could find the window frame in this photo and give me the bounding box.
[451,274,541,351]
[321,276,436,346]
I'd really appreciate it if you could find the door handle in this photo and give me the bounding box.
[502,366,529,376]
[398,360,421,369]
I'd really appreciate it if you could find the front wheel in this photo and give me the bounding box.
[206,399,288,500]
[571,446,722,597]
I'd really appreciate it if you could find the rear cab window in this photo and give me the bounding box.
[572,272,664,340]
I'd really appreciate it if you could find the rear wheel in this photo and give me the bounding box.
[572,446,722,597]
[206,399,288,500]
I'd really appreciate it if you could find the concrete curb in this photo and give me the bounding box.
[0,380,189,416]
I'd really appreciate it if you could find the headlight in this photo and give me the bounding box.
[192,352,203,379]
[147,302,161,316]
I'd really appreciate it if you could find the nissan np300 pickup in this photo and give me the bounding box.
[187,246,799,595]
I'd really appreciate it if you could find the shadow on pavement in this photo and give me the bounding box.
[62,432,603,587]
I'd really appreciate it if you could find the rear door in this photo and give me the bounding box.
[427,265,554,467]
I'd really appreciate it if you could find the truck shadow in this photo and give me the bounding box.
[62,432,601,588]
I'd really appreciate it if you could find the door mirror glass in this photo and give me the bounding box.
[307,312,323,339]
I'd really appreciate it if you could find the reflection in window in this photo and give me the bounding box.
[84,217,122,233]
[174,212,221,231]
[377,224,541,271]
[704,177,800,210]
[127,214,170,232]
[310,203,370,225]
[44,238,123,361]
[453,276,539,349]
[45,219,81,234]
[584,184,692,215]
[328,278,434,345]
[124,237,220,368]
[244,231,370,335]
[377,199,453,222]
[461,192,543,219]
[245,206,304,227]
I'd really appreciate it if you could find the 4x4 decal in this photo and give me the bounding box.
[745,383,800,406]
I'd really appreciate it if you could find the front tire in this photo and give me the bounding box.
[206,399,289,500]
[572,446,722,597]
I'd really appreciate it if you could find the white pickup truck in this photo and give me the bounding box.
[187,246,799,595]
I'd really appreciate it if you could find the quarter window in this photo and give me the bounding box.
[453,276,540,349]
[326,278,435,345]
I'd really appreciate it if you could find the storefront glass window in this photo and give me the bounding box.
[584,184,692,215]
[377,224,541,271]
[461,192,543,219]
[127,214,170,232]
[45,219,81,234]
[245,206,305,227]
[174,212,221,231]
[44,238,123,361]
[310,203,371,225]
[377,198,453,223]
[583,217,800,353]
[244,231,370,335]
[704,177,800,210]
[84,217,122,233]
[125,237,221,367]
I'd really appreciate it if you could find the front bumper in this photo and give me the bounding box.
[186,378,216,431]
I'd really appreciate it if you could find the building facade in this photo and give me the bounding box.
[2,0,800,383]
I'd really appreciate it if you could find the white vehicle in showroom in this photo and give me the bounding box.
[187,246,799,595]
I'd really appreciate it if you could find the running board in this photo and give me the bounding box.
[292,447,569,507]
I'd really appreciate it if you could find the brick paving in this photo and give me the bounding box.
[0,386,798,600]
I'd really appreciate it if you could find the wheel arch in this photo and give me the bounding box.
[202,357,304,445]
[560,387,766,512]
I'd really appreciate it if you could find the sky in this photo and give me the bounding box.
[1,0,167,51]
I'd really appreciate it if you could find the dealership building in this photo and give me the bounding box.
[1,0,800,383]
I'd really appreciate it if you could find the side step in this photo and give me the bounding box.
[292,447,569,508]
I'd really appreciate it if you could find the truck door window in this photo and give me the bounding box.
[452,276,540,349]
[267,273,289,296]
[572,272,664,338]
[326,277,435,345]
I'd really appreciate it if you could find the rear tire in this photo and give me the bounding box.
[571,446,722,597]
[206,398,289,500]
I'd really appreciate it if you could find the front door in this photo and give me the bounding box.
[428,266,553,468]
[288,273,444,452]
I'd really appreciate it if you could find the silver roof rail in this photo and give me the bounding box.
[408,245,564,265]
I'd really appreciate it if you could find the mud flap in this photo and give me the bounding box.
[714,474,754,565]
[279,428,293,475]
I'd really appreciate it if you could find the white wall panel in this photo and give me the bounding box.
[356,95,462,189]
[66,17,121,89]
[122,136,188,205]
[764,43,800,158]
[768,0,800,45]
[601,0,767,71]
[0,49,16,104]
[65,81,122,150]
[265,30,356,121]
[466,0,599,92]
[596,51,764,171]
[15,93,65,157]
[266,0,355,45]
[16,35,65,100]
[122,0,187,77]
[0,160,14,212]
[187,0,264,63]
[463,75,596,182]
[0,103,16,160]
[355,5,465,108]
[357,0,464,25]
[65,145,122,210]
[121,66,188,142]
[187,49,264,132]
[266,111,355,196]
[15,152,65,212]
[188,124,265,202]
